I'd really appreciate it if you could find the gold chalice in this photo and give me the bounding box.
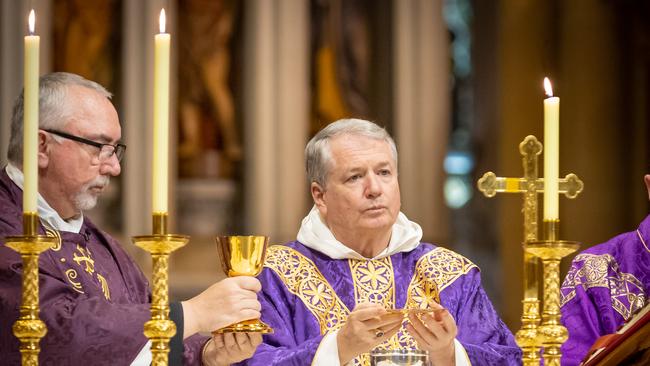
[214,235,273,334]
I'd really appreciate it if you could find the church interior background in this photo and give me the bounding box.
[1,0,649,330]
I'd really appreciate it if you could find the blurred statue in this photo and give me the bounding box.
[178,0,241,178]
[312,0,371,135]
[53,0,116,91]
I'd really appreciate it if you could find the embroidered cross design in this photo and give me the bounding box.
[73,244,95,274]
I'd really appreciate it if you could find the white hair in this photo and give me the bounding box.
[305,118,398,187]
[8,72,112,165]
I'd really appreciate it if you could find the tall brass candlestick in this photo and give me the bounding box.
[5,213,55,366]
[527,221,579,366]
[132,213,189,366]
[478,135,583,365]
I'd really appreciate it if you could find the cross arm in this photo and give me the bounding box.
[477,172,584,198]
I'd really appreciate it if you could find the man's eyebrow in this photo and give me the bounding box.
[344,166,365,174]
[374,161,393,169]
[88,133,120,144]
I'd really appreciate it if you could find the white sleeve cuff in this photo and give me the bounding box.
[130,340,152,366]
[454,338,471,366]
[311,330,342,366]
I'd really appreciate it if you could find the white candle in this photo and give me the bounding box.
[23,9,39,214]
[152,9,170,213]
[543,77,559,221]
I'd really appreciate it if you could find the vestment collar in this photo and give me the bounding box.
[296,205,422,260]
[6,163,83,233]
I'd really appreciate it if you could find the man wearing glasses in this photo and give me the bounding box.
[0,72,261,365]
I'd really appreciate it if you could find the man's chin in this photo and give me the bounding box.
[73,194,99,211]
[359,216,394,231]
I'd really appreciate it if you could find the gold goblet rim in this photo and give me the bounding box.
[216,234,270,239]
[215,235,270,277]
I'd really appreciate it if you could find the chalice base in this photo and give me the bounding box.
[213,319,274,334]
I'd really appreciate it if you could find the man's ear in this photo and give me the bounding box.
[311,182,325,208]
[644,174,650,202]
[37,130,50,168]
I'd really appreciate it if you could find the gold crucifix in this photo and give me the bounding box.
[477,135,583,366]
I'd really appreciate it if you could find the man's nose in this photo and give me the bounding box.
[364,174,382,198]
[99,154,121,176]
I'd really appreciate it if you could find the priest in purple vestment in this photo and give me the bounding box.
[239,119,521,366]
[560,174,650,366]
[0,72,263,365]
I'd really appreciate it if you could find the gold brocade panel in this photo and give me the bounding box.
[349,257,408,360]
[349,257,395,307]
[264,246,349,334]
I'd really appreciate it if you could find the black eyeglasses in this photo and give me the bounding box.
[42,129,126,162]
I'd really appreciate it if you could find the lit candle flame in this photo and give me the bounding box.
[544,77,554,97]
[28,9,35,35]
[159,9,166,33]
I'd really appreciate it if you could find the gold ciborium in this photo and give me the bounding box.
[214,235,273,334]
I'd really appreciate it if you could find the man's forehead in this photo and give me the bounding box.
[63,91,121,140]
[330,134,390,151]
[328,135,394,167]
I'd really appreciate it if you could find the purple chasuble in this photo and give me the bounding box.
[238,241,521,366]
[560,214,650,366]
[0,170,207,365]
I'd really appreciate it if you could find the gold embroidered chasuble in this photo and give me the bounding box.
[264,245,477,365]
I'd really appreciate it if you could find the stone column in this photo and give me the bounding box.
[393,0,450,244]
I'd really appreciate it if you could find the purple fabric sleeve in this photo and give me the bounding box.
[560,285,619,366]
[183,333,211,365]
[448,268,522,366]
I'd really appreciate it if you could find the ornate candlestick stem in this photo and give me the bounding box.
[527,220,579,366]
[5,213,55,366]
[132,213,189,366]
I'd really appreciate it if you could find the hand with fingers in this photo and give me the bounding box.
[337,302,405,364]
[406,301,457,366]
[182,276,263,337]
[202,333,263,366]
